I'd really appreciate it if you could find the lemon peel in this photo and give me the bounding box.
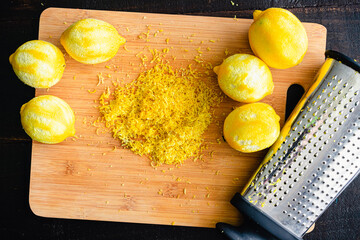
[223,102,280,153]
[214,54,273,103]
[248,8,308,69]
[9,40,65,88]
[60,18,126,64]
[20,95,75,144]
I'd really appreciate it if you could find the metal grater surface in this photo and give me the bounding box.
[241,56,360,238]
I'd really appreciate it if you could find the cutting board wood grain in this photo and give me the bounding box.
[29,7,327,228]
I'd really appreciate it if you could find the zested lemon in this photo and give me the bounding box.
[60,18,126,64]
[248,8,308,69]
[20,95,75,144]
[9,40,65,88]
[213,54,273,103]
[223,102,280,153]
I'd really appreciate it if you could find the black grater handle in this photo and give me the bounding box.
[216,220,279,240]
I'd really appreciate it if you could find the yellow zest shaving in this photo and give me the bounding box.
[97,73,105,86]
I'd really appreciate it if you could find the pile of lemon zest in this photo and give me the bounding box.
[98,56,221,165]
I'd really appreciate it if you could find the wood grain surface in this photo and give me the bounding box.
[28,7,326,228]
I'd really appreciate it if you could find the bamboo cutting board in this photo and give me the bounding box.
[29,7,327,228]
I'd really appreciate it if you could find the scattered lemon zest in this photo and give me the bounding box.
[97,73,105,86]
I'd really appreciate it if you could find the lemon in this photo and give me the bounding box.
[60,18,126,64]
[9,40,65,88]
[223,102,280,153]
[20,95,75,144]
[248,8,308,69]
[213,54,273,103]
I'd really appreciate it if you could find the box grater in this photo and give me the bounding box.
[217,50,360,240]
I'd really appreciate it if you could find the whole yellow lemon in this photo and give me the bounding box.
[9,40,65,88]
[20,95,75,144]
[60,18,126,64]
[248,8,308,69]
[213,54,273,103]
[223,102,280,153]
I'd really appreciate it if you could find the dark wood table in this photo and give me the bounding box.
[1,1,359,239]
